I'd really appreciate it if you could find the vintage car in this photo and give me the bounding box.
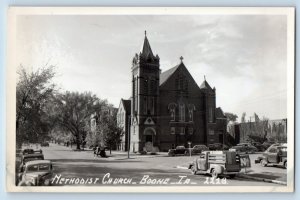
[41,142,50,147]
[255,145,287,168]
[168,146,187,156]
[262,141,278,150]
[18,160,53,186]
[251,142,266,152]
[237,143,258,153]
[185,145,209,155]
[17,153,45,184]
[208,143,229,151]
[22,148,43,155]
[188,151,241,178]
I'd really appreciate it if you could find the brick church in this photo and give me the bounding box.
[117,32,227,152]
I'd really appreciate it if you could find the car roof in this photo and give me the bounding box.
[26,160,51,165]
[22,153,44,158]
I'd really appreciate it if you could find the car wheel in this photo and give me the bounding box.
[229,174,236,179]
[190,165,197,175]
[260,160,267,167]
[211,169,218,179]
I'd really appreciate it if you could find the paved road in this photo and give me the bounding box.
[41,143,283,186]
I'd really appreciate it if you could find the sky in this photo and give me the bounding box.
[16,14,288,121]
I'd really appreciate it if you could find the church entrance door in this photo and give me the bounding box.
[144,127,156,152]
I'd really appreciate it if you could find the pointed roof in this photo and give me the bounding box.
[199,80,213,90]
[159,64,181,85]
[140,31,156,59]
[121,99,131,114]
[215,107,226,119]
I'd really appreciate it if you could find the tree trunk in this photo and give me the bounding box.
[110,146,112,155]
[76,136,81,150]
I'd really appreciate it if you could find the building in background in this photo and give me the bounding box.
[227,118,287,144]
[117,99,131,151]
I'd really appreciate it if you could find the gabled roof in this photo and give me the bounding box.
[215,107,226,119]
[199,80,213,90]
[121,99,131,114]
[159,64,180,85]
[140,34,155,60]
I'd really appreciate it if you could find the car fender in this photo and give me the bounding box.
[210,164,224,174]
[188,161,197,170]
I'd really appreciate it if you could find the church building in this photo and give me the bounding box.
[117,32,227,152]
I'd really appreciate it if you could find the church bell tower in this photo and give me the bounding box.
[130,31,160,152]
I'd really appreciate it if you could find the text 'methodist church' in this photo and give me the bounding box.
[117,32,227,152]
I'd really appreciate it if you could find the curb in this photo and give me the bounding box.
[237,174,287,185]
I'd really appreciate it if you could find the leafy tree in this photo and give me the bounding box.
[102,111,124,154]
[53,91,107,150]
[16,65,56,147]
[224,112,238,124]
[87,107,124,154]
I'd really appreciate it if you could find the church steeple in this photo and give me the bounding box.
[139,30,157,60]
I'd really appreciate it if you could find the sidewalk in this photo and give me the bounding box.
[237,168,287,185]
[54,143,169,158]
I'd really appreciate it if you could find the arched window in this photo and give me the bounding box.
[209,107,213,123]
[179,104,185,122]
[188,104,196,122]
[168,103,177,121]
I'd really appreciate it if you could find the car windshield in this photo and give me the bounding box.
[176,146,185,149]
[27,164,50,172]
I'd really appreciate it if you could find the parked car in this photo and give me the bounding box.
[237,143,258,153]
[22,148,43,155]
[251,142,266,152]
[188,151,241,178]
[255,145,287,168]
[236,143,252,147]
[18,160,53,186]
[208,143,229,151]
[17,152,45,185]
[262,141,274,150]
[168,146,187,156]
[41,142,49,147]
[22,148,35,155]
[188,145,209,155]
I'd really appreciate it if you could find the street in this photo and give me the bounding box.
[40,143,286,186]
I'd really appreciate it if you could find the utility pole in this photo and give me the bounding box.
[127,115,131,159]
